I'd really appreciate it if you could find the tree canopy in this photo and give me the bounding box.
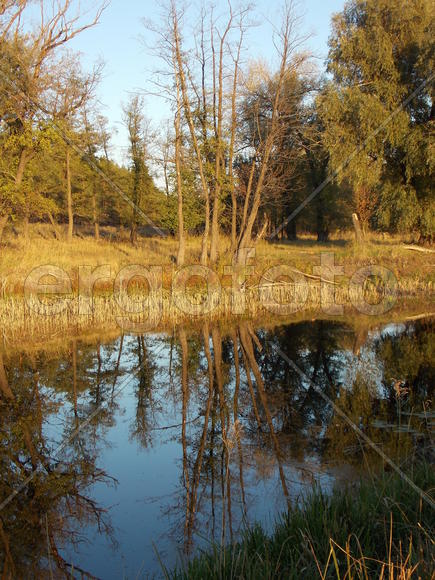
[0,0,433,252]
[319,0,434,239]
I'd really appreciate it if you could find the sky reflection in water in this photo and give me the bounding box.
[0,317,433,578]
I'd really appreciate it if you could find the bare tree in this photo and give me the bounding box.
[165,1,252,265]
[235,4,309,264]
[0,0,28,41]
[152,1,309,265]
[174,56,186,265]
[169,0,213,265]
[208,6,234,264]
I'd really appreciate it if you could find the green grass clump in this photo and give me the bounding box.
[170,462,434,579]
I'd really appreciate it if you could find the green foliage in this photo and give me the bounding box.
[319,0,434,237]
[420,202,435,241]
[171,462,434,579]
[375,181,421,233]
[159,157,204,234]
[0,1,433,243]
[159,192,203,235]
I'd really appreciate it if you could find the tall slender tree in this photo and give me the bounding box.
[123,95,155,245]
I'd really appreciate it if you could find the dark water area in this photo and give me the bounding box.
[0,317,433,578]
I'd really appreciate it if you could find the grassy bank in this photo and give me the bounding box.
[0,230,433,336]
[0,229,433,292]
[170,463,434,579]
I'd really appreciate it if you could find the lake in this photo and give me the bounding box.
[0,315,433,578]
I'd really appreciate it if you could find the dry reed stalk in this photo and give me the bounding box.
[0,277,432,341]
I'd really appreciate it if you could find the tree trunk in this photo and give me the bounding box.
[200,196,210,266]
[175,72,185,267]
[66,147,73,243]
[229,35,242,255]
[47,211,61,240]
[238,323,289,500]
[163,159,170,197]
[176,160,185,267]
[286,219,297,241]
[130,170,139,246]
[92,188,100,241]
[236,180,264,264]
[209,192,220,264]
[352,212,364,244]
[209,22,229,267]
[15,147,29,187]
[179,326,191,527]
[172,7,210,266]
[0,215,8,246]
[235,14,291,265]
[130,222,137,245]
[15,148,32,243]
[231,190,237,252]
[317,203,329,242]
[176,225,185,267]
[256,213,270,241]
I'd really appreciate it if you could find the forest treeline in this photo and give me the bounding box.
[0,0,433,264]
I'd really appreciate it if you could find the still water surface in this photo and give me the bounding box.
[0,317,433,578]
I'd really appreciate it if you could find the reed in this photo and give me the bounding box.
[168,462,434,579]
[0,231,433,338]
[1,277,433,341]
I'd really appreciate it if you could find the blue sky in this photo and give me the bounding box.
[65,0,345,163]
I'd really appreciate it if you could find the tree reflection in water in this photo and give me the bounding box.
[0,344,117,578]
[0,317,433,576]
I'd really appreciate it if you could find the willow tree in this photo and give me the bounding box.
[319,0,434,240]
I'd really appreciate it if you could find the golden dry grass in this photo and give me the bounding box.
[0,227,433,337]
[1,229,433,287]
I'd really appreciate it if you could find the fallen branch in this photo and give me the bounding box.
[405,312,435,321]
[260,267,338,286]
[403,245,435,254]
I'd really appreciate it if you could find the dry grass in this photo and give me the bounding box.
[1,226,434,289]
[0,227,433,337]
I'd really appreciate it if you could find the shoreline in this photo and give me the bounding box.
[1,234,433,341]
[1,294,433,351]
[169,462,434,579]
